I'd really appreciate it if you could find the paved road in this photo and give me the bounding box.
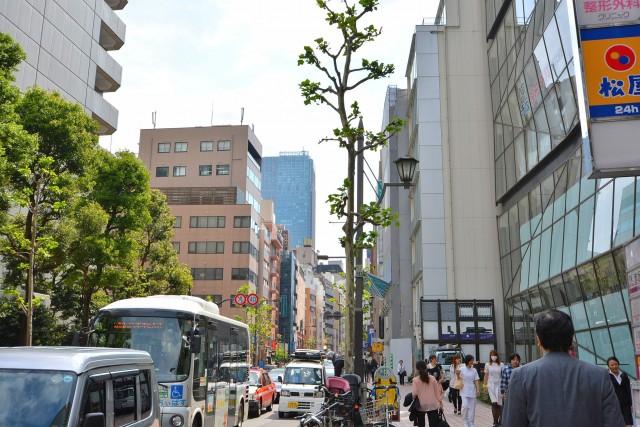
[243,382,495,426]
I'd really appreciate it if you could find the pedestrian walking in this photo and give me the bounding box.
[459,354,480,427]
[502,309,624,427]
[449,354,463,414]
[484,349,504,427]
[333,353,344,377]
[412,360,444,427]
[426,354,444,384]
[364,358,371,382]
[499,352,520,401]
[398,359,407,385]
[369,357,378,383]
[607,356,633,427]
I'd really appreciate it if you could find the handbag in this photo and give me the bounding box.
[438,408,450,427]
[408,396,420,413]
[453,376,464,390]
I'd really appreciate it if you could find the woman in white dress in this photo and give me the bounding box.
[483,349,503,427]
[459,354,480,427]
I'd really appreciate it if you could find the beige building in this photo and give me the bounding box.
[138,125,264,318]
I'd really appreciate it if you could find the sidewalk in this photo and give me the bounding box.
[391,383,495,427]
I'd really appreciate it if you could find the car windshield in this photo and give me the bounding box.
[284,366,322,385]
[0,369,76,427]
[269,369,284,382]
[248,372,261,386]
[89,314,192,382]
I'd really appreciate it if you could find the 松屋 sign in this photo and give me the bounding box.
[581,25,640,119]
[575,0,640,27]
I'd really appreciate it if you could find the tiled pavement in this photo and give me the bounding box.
[390,383,496,427]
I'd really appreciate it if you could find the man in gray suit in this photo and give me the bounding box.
[502,309,625,427]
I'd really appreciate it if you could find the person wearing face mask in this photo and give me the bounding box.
[483,349,503,427]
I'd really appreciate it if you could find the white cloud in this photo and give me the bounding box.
[101,0,438,257]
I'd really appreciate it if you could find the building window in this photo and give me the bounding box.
[218,140,231,151]
[174,216,182,228]
[156,166,169,177]
[191,268,223,280]
[190,216,225,228]
[188,241,224,254]
[233,242,252,254]
[232,268,250,280]
[234,216,251,228]
[173,166,186,176]
[172,242,180,253]
[199,165,212,176]
[212,294,223,304]
[175,142,188,152]
[216,164,230,175]
[200,141,213,151]
[158,142,170,153]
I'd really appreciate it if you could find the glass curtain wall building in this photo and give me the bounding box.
[262,152,316,249]
[488,0,636,376]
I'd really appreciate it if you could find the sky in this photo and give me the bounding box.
[99,0,439,258]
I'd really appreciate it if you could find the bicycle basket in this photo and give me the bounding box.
[329,392,354,417]
[360,396,393,424]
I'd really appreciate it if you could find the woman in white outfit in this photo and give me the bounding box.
[483,349,503,427]
[459,354,480,427]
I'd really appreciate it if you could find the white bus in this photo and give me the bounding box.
[88,295,250,427]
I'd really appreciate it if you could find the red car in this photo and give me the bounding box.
[248,368,276,417]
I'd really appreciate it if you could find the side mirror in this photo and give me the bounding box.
[191,335,202,354]
[82,412,105,427]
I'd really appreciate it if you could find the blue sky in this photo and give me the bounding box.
[100,0,438,257]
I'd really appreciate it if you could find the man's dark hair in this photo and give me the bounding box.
[607,356,619,365]
[508,353,521,362]
[535,309,574,352]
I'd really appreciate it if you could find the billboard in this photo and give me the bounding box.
[574,0,640,27]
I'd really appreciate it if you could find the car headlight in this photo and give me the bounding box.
[170,415,184,427]
[314,390,324,398]
[249,393,256,401]
[281,390,291,397]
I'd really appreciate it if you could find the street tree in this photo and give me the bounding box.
[298,0,405,374]
[234,284,275,365]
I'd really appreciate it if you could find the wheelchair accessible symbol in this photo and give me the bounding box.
[170,385,183,399]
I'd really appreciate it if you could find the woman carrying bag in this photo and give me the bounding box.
[449,354,463,414]
[412,360,444,427]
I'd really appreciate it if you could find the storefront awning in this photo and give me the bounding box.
[364,272,391,297]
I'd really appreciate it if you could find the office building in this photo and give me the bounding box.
[0,0,126,134]
[138,125,263,317]
[262,151,316,249]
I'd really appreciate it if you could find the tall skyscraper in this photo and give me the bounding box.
[262,151,316,249]
[0,0,126,134]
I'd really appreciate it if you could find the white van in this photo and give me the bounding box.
[0,347,160,427]
[278,350,326,418]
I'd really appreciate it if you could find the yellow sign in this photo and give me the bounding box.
[581,25,640,118]
[372,342,383,352]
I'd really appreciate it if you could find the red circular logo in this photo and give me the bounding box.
[605,44,636,72]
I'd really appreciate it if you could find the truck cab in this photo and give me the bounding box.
[435,345,465,383]
[277,349,325,419]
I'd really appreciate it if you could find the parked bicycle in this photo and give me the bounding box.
[360,384,399,427]
[296,385,354,427]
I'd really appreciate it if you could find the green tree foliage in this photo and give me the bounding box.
[234,284,275,364]
[298,0,405,373]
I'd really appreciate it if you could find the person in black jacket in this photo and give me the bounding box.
[607,356,633,427]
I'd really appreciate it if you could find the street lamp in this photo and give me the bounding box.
[353,118,418,379]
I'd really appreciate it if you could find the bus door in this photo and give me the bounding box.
[205,320,219,425]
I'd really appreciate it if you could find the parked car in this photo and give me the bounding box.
[0,346,160,426]
[248,368,276,417]
[268,368,285,403]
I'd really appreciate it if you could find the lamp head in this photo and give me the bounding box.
[394,156,419,188]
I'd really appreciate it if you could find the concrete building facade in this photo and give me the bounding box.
[0,0,126,134]
[138,125,263,318]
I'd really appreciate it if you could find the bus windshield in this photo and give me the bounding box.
[89,315,192,382]
[0,369,76,427]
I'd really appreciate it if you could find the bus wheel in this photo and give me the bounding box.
[191,414,202,427]
[236,402,244,427]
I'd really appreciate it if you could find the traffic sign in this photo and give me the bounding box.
[247,293,259,306]
[234,294,247,306]
[372,342,383,352]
